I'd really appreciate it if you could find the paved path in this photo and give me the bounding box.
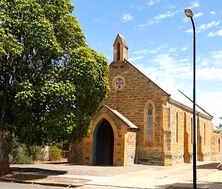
[0,182,67,189]
[1,161,222,189]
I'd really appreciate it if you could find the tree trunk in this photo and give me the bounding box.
[0,130,10,176]
[0,85,10,176]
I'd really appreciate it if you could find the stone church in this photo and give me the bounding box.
[69,34,221,166]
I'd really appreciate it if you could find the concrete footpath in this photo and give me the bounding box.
[0,161,222,189]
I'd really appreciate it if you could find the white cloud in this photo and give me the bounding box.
[211,50,222,60]
[122,13,133,23]
[136,9,179,29]
[140,53,191,81]
[210,11,216,15]
[197,67,222,81]
[132,45,179,56]
[132,45,222,83]
[168,4,176,9]
[180,46,189,51]
[147,0,160,6]
[152,53,175,66]
[194,12,203,18]
[155,10,178,20]
[129,56,144,62]
[208,29,222,37]
[168,48,177,53]
[190,2,200,8]
[133,49,149,55]
[159,54,189,72]
[198,91,222,126]
[178,25,185,30]
[136,23,147,31]
[182,17,189,23]
[195,52,222,80]
[148,10,179,25]
[185,17,219,34]
[199,21,220,31]
[185,29,192,33]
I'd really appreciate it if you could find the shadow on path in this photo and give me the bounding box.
[158,182,221,189]
[11,167,67,175]
[197,163,221,170]
[0,166,88,188]
[4,167,67,181]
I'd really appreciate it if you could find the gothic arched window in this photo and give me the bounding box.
[146,103,153,141]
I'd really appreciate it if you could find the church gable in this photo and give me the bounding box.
[106,58,169,117]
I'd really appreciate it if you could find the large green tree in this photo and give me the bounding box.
[0,0,109,175]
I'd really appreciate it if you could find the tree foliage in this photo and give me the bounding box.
[0,0,109,149]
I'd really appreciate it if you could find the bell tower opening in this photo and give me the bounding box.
[117,42,120,61]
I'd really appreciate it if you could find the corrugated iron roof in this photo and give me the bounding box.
[124,59,213,119]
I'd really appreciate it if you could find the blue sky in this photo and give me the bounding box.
[72,0,222,125]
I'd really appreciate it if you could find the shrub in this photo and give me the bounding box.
[9,135,43,163]
[29,146,43,161]
[10,144,33,164]
[49,146,62,161]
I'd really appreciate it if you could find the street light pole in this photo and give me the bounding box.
[184,8,197,189]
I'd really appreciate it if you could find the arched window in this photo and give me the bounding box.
[117,42,120,60]
[146,104,153,141]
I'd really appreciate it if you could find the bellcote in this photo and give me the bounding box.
[113,34,128,62]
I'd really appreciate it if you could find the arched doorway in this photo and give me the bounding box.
[93,119,114,165]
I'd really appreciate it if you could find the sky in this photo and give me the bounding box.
[72,0,222,126]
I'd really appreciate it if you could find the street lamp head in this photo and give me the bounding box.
[185,8,193,18]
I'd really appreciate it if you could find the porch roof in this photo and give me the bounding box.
[104,105,138,129]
